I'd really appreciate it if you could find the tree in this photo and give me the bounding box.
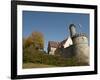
[30,31,44,50]
[23,37,33,49]
[23,31,44,50]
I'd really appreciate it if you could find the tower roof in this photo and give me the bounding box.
[69,24,76,29]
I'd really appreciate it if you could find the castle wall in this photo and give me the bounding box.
[72,44,89,64]
[60,43,89,64]
[61,45,74,58]
[72,36,89,64]
[61,35,89,64]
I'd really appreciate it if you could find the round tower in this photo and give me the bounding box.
[69,24,89,65]
[69,24,77,37]
[72,33,89,64]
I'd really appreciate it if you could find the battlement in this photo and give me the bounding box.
[71,33,88,45]
[72,33,88,39]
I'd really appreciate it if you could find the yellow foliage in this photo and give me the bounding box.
[23,31,44,50]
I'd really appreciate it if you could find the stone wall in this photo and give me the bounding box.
[72,44,89,64]
[57,44,89,64]
[61,45,74,58]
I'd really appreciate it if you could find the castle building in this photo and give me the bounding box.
[48,37,73,55]
[47,41,60,55]
[48,24,89,64]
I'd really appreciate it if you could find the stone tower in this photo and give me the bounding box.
[69,24,89,64]
[69,24,77,37]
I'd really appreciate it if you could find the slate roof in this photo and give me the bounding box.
[48,38,68,48]
[48,41,60,48]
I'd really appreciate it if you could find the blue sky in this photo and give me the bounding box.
[23,11,89,51]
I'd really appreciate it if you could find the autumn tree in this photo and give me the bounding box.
[30,31,44,50]
[23,36,33,49]
[23,31,44,50]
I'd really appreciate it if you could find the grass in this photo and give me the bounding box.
[23,63,56,69]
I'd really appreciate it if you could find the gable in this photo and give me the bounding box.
[63,37,73,48]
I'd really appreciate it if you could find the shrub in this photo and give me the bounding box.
[23,47,87,67]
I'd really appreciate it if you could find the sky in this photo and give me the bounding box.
[23,11,89,52]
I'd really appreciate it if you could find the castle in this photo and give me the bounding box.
[47,24,89,64]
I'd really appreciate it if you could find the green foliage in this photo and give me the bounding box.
[23,46,87,67]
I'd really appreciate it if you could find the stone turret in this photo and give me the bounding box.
[69,24,77,37]
[69,24,89,64]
